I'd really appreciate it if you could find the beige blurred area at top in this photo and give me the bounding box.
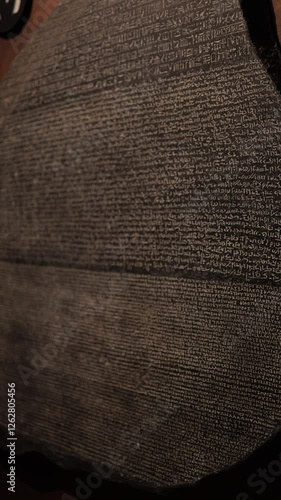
[274,0,281,41]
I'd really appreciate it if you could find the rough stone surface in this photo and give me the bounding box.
[0,0,281,487]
